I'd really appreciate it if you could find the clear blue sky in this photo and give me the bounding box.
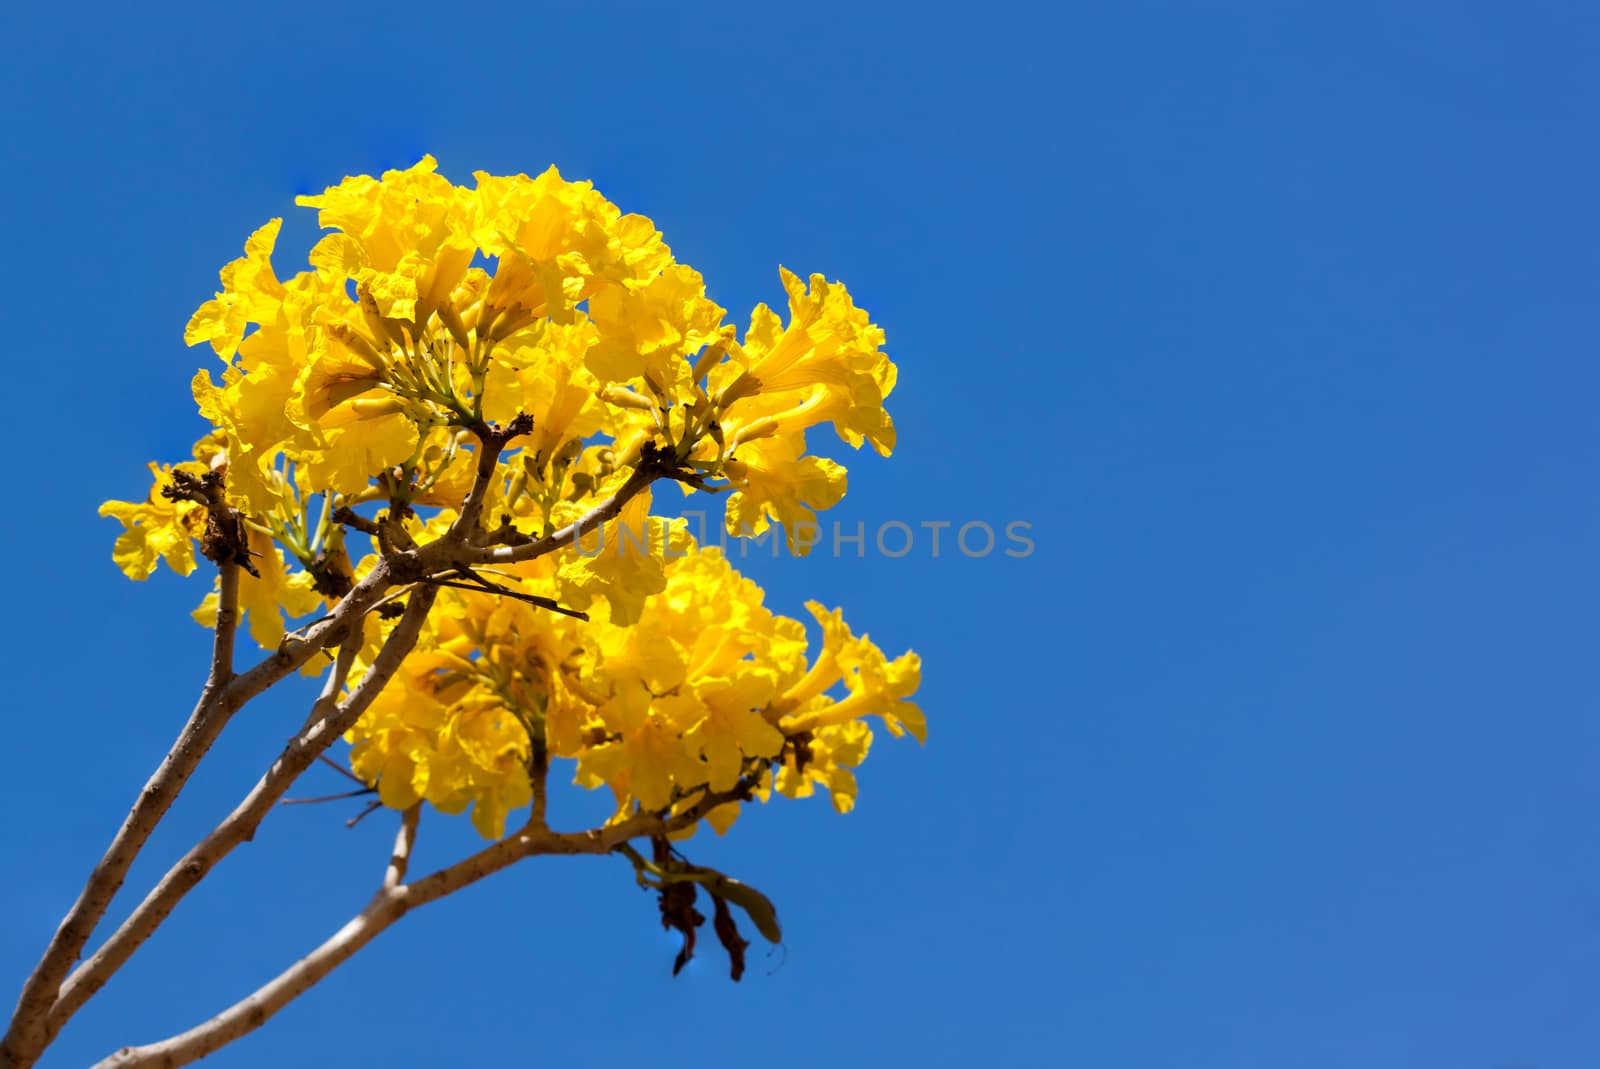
[3,3,1597,1066]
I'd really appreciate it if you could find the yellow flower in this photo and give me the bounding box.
[586,265,727,393]
[296,156,476,324]
[722,431,847,554]
[576,706,705,813]
[678,675,785,792]
[472,165,670,326]
[184,219,286,359]
[113,157,923,842]
[98,463,209,579]
[777,602,926,743]
[347,636,535,840]
[340,536,921,837]
[480,318,607,468]
[773,720,873,813]
[290,335,420,495]
[557,487,684,626]
[712,269,896,455]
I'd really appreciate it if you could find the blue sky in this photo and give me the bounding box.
[3,2,1598,1066]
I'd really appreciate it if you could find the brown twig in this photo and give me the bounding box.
[218,553,402,711]
[316,754,367,787]
[298,640,359,735]
[416,572,589,620]
[344,801,383,829]
[384,807,420,891]
[451,413,533,538]
[164,470,259,578]
[210,562,239,682]
[279,788,375,807]
[329,505,380,538]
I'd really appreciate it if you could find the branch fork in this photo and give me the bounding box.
[3,425,675,1069]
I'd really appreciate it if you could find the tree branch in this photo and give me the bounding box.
[461,453,663,567]
[298,640,360,735]
[11,441,686,1069]
[450,413,532,539]
[88,782,752,1069]
[0,561,242,1069]
[91,891,405,1069]
[45,590,438,1043]
[210,561,239,682]
[384,808,420,891]
[219,553,406,711]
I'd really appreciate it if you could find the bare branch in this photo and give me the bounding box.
[46,590,438,1042]
[528,744,550,831]
[210,561,239,683]
[298,640,360,735]
[88,781,753,1069]
[0,559,241,1069]
[344,800,383,829]
[91,891,406,1069]
[329,505,380,538]
[11,439,691,1069]
[384,808,420,891]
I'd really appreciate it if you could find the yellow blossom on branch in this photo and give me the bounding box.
[31,158,934,1060]
[91,158,924,1014]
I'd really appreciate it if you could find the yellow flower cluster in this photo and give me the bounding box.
[351,541,924,838]
[100,157,921,839]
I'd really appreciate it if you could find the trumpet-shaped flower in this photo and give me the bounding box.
[104,157,922,844]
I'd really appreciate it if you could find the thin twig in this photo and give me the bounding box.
[279,789,375,807]
[298,641,359,734]
[384,808,420,891]
[316,754,366,787]
[416,574,589,620]
[329,505,380,538]
[219,552,402,712]
[344,801,383,829]
[528,737,550,830]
